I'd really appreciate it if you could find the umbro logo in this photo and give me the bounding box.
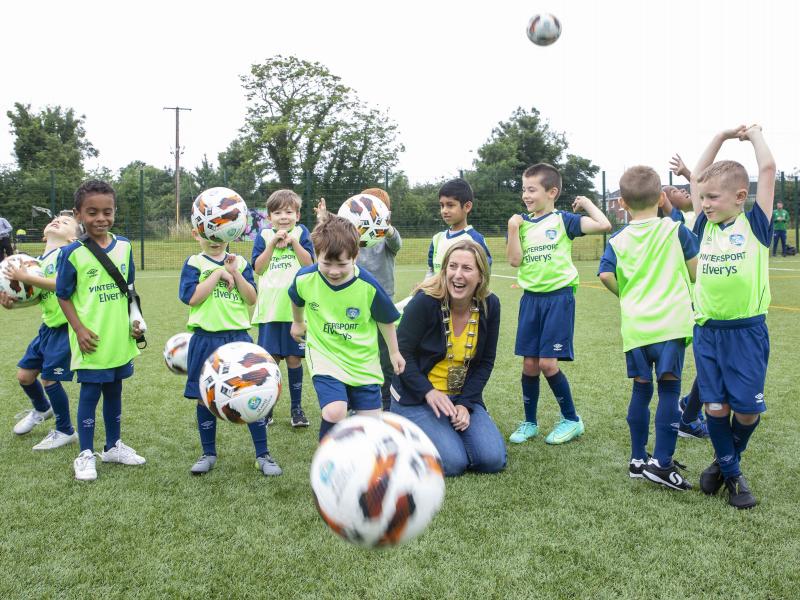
[53,368,64,375]
[86,268,98,278]
[553,343,563,351]
[755,393,764,403]
[309,302,320,311]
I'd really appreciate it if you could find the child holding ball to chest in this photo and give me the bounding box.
[179,222,282,477]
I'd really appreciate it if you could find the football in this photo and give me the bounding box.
[163,332,192,375]
[337,193,390,248]
[310,413,445,547]
[527,13,562,46]
[0,254,45,307]
[199,341,281,423]
[191,187,248,243]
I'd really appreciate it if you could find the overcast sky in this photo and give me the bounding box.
[1,0,798,192]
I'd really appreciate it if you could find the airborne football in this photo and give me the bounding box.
[526,13,562,46]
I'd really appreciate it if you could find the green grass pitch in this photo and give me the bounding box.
[1,254,798,599]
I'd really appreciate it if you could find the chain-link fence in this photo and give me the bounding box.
[3,167,799,269]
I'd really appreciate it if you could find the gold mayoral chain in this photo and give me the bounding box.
[441,298,480,395]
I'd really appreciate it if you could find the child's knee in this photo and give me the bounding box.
[705,402,730,418]
[522,357,540,376]
[734,412,760,426]
[16,369,37,386]
[538,358,559,377]
[321,402,347,423]
[285,356,302,369]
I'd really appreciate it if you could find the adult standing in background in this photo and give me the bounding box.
[0,215,13,261]
[772,201,789,257]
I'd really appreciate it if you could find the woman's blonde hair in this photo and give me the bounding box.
[415,239,491,311]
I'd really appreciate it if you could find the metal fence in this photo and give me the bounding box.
[4,167,799,270]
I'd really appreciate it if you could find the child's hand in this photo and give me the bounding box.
[669,154,691,180]
[290,321,307,343]
[76,326,99,353]
[274,230,289,249]
[572,196,594,212]
[390,351,405,375]
[0,291,16,309]
[130,321,144,339]
[507,214,523,230]
[314,198,328,223]
[3,262,30,284]
[721,125,747,140]
[219,270,235,290]
[738,124,763,141]
[224,255,238,275]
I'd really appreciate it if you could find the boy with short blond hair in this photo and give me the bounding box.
[598,165,698,490]
[689,125,776,509]
[2,214,81,450]
[508,162,611,446]
[252,189,314,427]
[288,216,404,441]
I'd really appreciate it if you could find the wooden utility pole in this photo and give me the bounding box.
[163,106,192,225]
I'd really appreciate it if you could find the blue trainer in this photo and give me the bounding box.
[678,418,709,439]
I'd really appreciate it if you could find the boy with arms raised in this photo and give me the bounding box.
[598,167,698,490]
[252,190,314,427]
[427,178,492,277]
[507,163,611,445]
[180,226,281,476]
[689,125,776,508]
[1,214,80,449]
[289,216,404,441]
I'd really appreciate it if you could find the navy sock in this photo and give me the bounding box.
[681,379,702,424]
[44,382,73,435]
[248,419,268,457]
[101,381,122,451]
[196,404,218,456]
[521,374,540,424]
[288,366,303,412]
[706,414,740,479]
[77,383,102,451]
[319,418,336,441]
[545,370,578,421]
[627,380,653,460]
[732,415,760,460]
[21,381,51,413]
[653,379,681,466]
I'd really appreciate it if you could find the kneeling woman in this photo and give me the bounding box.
[390,239,506,476]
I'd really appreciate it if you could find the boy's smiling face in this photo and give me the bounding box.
[522,175,558,215]
[269,205,299,231]
[193,230,225,257]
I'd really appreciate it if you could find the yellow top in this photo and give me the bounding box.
[428,313,480,393]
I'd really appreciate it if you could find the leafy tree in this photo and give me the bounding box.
[7,103,97,172]
[239,55,403,196]
[463,107,599,233]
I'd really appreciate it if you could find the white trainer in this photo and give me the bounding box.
[101,440,146,465]
[74,449,98,481]
[13,408,54,435]
[33,429,78,451]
